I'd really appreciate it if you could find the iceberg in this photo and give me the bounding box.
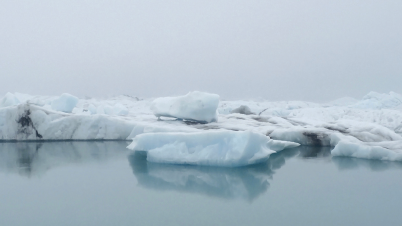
[128,145,331,200]
[150,91,219,123]
[127,130,300,167]
[0,90,402,163]
[0,104,135,140]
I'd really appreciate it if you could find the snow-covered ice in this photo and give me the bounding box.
[127,130,299,167]
[151,91,219,123]
[1,91,402,163]
[0,93,20,108]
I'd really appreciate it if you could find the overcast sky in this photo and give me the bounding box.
[1,0,401,101]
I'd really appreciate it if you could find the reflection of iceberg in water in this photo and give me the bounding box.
[0,141,129,177]
[332,156,402,172]
[128,148,302,201]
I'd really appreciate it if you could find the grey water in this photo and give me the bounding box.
[0,142,401,226]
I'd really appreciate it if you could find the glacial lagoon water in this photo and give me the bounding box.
[0,142,401,226]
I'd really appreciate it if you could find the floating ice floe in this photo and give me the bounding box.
[151,91,219,123]
[127,130,299,167]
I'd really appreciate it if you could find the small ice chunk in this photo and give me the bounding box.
[151,91,220,123]
[230,105,254,115]
[127,130,300,167]
[51,93,79,113]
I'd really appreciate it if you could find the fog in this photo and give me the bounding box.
[1,0,401,101]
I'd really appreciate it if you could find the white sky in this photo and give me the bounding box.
[1,0,401,101]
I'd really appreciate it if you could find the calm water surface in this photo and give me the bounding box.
[0,142,401,226]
